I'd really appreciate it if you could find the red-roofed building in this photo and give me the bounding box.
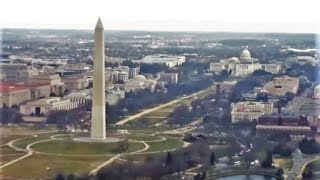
[0,82,51,108]
[0,82,30,107]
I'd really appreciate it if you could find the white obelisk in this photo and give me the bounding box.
[91,17,106,140]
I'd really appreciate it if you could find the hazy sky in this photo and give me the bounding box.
[1,0,319,33]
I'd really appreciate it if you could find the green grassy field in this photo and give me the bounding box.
[13,134,55,149]
[165,105,180,109]
[1,154,110,179]
[273,157,293,170]
[0,125,57,133]
[0,125,189,179]
[127,133,163,141]
[145,111,172,117]
[31,140,146,155]
[0,154,25,166]
[126,127,174,134]
[128,88,212,126]
[146,138,184,152]
[0,145,24,155]
[0,134,28,145]
[140,118,166,125]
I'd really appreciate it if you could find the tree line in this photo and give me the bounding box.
[0,106,24,124]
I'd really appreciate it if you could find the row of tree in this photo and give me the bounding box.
[299,137,320,154]
[168,94,217,126]
[46,105,89,131]
[0,107,24,124]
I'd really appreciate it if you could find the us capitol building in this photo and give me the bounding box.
[210,48,282,77]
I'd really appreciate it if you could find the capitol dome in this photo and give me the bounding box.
[239,49,252,62]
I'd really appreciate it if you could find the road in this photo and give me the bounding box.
[286,150,320,180]
[286,150,304,180]
[285,87,312,113]
[115,89,209,126]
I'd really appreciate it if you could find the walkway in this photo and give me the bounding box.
[0,151,33,169]
[115,89,208,125]
[0,138,32,169]
[0,118,189,175]
[89,154,120,175]
[286,150,320,180]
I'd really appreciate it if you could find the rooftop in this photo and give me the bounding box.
[0,82,50,93]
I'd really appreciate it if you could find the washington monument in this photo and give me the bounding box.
[91,17,106,140]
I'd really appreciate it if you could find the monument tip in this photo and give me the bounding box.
[95,17,104,30]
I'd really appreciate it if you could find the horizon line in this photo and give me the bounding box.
[2,27,319,35]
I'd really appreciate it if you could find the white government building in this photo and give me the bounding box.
[133,55,186,68]
[231,101,274,123]
[210,49,282,77]
[20,97,80,116]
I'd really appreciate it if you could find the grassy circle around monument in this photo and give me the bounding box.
[30,140,146,155]
[126,133,163,141]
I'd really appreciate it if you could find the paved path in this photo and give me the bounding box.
[88,136,169,175]
[115,89,208,126]
[128,141,150,154]
[185,164,203,175]
[0,138,33,169]
[286,150,304,180]
[0,135,185,179]
[7,138,29,152]
[154,117,202,136]
[286,150,320,180]
[0,151,33,169]
[298,155,320,179]
[89,154,120,175]
[144,136,166,142]
[1,123,188,174]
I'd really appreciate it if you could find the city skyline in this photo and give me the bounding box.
[1,4,320,178]
[1,0,319,33]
